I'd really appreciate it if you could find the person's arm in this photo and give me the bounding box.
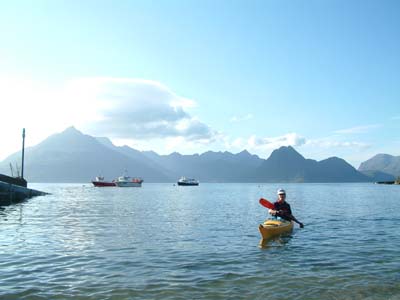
[287,204,304,227]
[289,214,304,228]
[269,202,280,216]
[276,205,304,227]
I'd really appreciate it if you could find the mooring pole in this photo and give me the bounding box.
[21,128,25,179]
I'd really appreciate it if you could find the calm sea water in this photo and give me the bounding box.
[0,183,399,300]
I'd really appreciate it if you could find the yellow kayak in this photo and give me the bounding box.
[258,219,293,239]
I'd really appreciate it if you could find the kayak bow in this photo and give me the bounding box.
[258,219,293,239]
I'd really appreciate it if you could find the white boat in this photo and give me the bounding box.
[177,177,199,186]
[114,174,143,187]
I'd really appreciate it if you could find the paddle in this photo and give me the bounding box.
[259,198,274,209]
[259,198,304,228]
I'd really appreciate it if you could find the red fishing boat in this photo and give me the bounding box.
[92,176,116,187]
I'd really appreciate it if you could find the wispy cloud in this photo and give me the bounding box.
[221,132,372,161]
[333,124,382,135]
[0,76,229,158]
[68,77,218,143]
[306,139,371,149]
[230,113,253,123]
[391,115,400,120]
[248,132,306,148]
[222,133,307,152]
[0,76,87,159]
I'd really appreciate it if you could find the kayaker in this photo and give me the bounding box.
[269,189,304,228]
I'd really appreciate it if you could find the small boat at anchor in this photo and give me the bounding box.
[177,177,199,186]
[92,176,116,187]
[114,174,143,187]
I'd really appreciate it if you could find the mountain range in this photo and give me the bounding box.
[0,127,397,183]
[358,154,400,181]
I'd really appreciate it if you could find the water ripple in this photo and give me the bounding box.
[0,183,399,299]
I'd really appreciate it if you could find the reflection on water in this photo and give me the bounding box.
[259,232,293,249]
[0,183,399,300]
[0,204,24,223]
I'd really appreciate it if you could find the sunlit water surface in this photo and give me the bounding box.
[1,183,399,299]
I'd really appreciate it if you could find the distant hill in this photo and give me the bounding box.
[358,170,395,182]
[0,127,378,183]
[254,146,370,182]
[142,149,263,182]
[0,127,169,182]
[358,154,400,178]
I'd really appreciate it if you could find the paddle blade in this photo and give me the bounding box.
[259,198,275,210]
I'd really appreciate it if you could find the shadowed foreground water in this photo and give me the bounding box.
[1,183,399,299]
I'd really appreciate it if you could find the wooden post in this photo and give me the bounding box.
[21,128,25,179]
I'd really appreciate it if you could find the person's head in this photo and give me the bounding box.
[277,188,286,202]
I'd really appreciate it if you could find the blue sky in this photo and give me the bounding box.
[0,0,399,167]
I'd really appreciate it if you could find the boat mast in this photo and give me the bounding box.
[21,128,25,179]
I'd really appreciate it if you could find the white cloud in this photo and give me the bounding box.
[300,137,374,167]
[61,77,217,142]
[231,137,245,148]
[219,133,307,158]
[230,113,253,122]
[333,124,382,134]
[219,132,373,163]
[170,98,197,109]
[305,139,370,149]
[67,77,217,142]
[0,76,85,160]
[248,133,307,149]
[0,75,385,165]
[0,76,218,159]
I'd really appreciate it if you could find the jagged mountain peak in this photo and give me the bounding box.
[37,126,99,151]
[201,150,233,158]
[319,156,355,169]
[268,145,305,161]
[95,137,115,148]
[169,152,183,157]
[358,153,400,177]
[0,126,383,183]
[237,150,251,156]
[359,153,397,169]
[61,126,83,135]
[322,156,346,163]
